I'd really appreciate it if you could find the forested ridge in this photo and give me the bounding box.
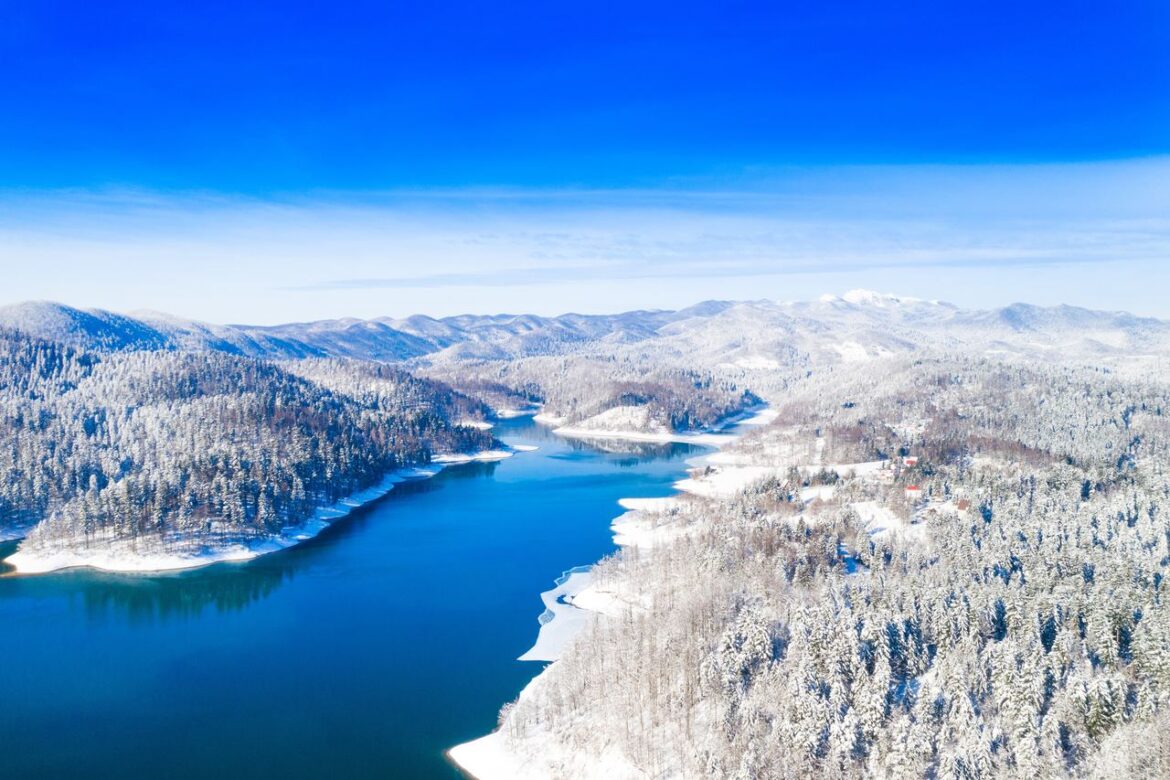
[495,356,1170,778]
[426,355,762,432]
[0,328,494,555]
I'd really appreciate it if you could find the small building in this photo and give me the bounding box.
[902,456,919,467]
[905,485,922,498]
[956,498,971,511]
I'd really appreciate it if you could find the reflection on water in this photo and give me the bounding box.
[0,540,16,574]
[79,563,296,622]
[433,459,504,481]
[555,435,699,465]
[0,546,301,623]
[0,462,507,623]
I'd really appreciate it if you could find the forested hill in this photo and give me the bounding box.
[0,327,495,558]
[488,356,1170,778]
[4,294,1169,371]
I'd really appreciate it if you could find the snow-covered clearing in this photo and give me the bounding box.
[825,459,888,478]
[732,354,781,370]
[852,500,925,542]
[833,340,871,362]
[802,485,837,502]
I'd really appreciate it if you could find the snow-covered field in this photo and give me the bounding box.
[3,449,529,575]
[852,500,923,542]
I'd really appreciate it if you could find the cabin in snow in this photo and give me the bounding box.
[905,485,923,498]
[902,456,919,467]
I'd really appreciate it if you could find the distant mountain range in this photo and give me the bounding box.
[2,292,1168,370]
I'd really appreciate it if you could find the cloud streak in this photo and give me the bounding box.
[297,249,1155,292]
[0,158,1167,322]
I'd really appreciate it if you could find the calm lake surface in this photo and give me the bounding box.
[0,418,703,779]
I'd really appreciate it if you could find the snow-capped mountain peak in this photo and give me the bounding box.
[841,289,911,307]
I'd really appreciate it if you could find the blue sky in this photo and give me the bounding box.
[1,1,1167,321]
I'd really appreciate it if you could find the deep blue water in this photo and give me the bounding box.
[0,418,702,779]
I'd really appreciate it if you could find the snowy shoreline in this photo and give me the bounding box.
[2,448,530,576]
[447,407,775,779]
[552,405,776,446]
[517,566,595,663]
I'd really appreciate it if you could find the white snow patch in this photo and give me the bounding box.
[569,581,639,616]
[617,496,681,513]
[801,485,837,502]
[518,568,596,663]
[833,341,870,362]
[853,500,925,542]
[822,459,889,479]
[448,731,530,780]
[739,407,779,426]
[733,354,780,370]
[610,509,687,550]
[432,449,513,464]
[532,412,568,426]
[675,465,784,499]
[841,289,919,307]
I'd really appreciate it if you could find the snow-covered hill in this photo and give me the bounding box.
[0,301,172,352]
[3,291,1168,370]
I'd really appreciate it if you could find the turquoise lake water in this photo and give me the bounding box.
[0,418,703,779]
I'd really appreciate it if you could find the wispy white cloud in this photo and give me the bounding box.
[0,159,1167,322]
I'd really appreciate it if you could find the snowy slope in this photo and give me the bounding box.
[4,292,1169,369]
